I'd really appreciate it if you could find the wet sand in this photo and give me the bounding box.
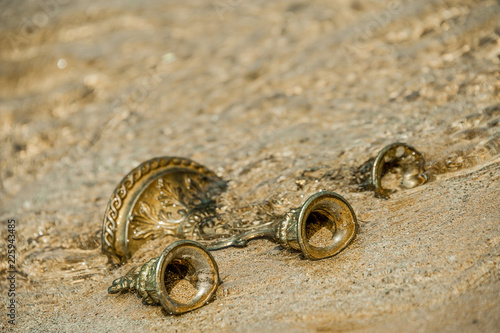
[0,0,499,331]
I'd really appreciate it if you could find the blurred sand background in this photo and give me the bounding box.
[0,0,499,331]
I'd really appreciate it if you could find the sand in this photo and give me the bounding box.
[305,212,335,248]
[167,279,198,305]
[307,226,334,248]
[0,0,499,332]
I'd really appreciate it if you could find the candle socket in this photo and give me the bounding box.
[108,240,220,315]
[207,191,358,260]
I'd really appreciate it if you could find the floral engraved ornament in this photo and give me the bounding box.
[130,174,218,241]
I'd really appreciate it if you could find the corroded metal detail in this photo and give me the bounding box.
[102,157,226,264]
[353,143,427,199]
[372,142,427,199]
[108,240,220,315]
[206,191,358,260]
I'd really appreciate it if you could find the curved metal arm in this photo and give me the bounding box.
[206,221,278,250]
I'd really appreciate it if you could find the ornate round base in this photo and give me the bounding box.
[102,157,226,264]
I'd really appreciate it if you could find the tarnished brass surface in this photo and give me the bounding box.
[102,157,226,264]
[372,143,427,199]
[108,240,220,315]
[206,191,358,260]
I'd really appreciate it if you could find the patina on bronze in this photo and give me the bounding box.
[102,156,226,264]
[108,240,220,315]
[353,142,427,199]
[206,191,358,260]
[372,142,427,199]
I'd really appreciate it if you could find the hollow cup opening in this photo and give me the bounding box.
[298,192,357,260]
[156,240,219,314]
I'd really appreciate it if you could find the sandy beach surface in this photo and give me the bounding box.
[1,0,499,331]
